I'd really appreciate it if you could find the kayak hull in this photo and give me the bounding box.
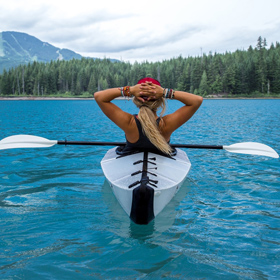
[101,147,191,224]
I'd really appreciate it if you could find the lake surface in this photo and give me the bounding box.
[0,99,279,279]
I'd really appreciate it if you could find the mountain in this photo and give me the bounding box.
[0,31,83,73]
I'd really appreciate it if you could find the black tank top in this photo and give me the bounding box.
[116,115,177,156]
[126,115,161,149]
[117,115,161,154]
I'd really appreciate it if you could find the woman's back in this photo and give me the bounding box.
[94,77,203,155]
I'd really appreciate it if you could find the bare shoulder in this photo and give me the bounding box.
[158,117,172,141]
[125,115,140,143]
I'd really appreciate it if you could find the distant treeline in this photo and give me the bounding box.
[0,37,280,96]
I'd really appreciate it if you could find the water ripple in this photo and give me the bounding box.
[0,100,279,279]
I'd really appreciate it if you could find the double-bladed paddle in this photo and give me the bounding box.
[0,134,278,158]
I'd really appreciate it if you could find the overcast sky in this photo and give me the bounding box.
[1,0,279,62]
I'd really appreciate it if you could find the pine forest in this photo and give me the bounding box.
[0,37,279,97]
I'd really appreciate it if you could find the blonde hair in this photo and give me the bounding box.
[133,97,172,155]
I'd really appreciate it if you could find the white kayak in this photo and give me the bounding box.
[101,147,191,224]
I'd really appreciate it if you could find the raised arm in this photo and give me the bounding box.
[94,84,146,132]
[94,88,132,132]
[138,82,203,136]
[163,90,203,134]
[95,82,203,137]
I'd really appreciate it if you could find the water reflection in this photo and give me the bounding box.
[102,179,191,240]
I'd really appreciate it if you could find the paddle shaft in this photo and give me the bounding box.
[57,141,223,150]
[1,135,278,157]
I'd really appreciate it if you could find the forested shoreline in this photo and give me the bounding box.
[0,37,279,97]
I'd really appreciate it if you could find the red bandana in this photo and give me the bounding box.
[137,77,161,86]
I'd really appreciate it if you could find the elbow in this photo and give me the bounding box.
[94,91,102,103]
[196,96,203,107]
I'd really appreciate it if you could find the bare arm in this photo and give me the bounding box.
[94,88,132,132]
[163,90,203,135]
[94,85,145,132]
[94,82,203,137]
[138,82,203,136]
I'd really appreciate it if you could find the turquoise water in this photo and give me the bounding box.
[0,99,279,279]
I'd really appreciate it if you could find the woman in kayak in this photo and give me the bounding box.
[94,77,203,155]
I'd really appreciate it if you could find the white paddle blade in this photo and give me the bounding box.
[223,142,279,158]
[0,135,57,150]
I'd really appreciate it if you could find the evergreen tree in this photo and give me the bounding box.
[0,37,279,97]
[198,70,209,96]
[211,75,223,94]
[88,75,97,94]
[223,65,236,94]
[190,61,202,92]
